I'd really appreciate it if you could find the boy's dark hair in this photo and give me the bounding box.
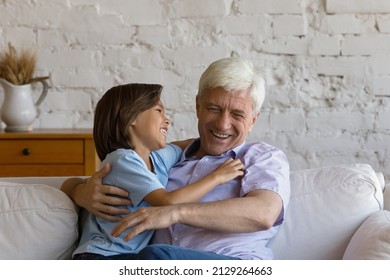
[93,83,163,161]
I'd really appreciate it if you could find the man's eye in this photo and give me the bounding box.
[233,113,244,118]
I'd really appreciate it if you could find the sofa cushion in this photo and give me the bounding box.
[0,182,79,260]
[269,164,384,260]
[343,210,390,259]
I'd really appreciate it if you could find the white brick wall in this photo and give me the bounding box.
[326,0,390,14]
[0,0,390,181]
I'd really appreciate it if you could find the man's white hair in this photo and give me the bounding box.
[197,56,266,114]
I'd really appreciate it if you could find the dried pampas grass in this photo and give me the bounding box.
[0,43,48,85]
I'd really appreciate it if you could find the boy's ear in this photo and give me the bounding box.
[131,115,138,126]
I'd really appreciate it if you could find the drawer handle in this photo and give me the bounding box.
[22,148,31,156]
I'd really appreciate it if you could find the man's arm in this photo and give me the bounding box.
[112,189,282,241]
[60,163,131,222]
[171,139,193,150]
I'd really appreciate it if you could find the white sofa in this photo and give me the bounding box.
[1,163,389,260]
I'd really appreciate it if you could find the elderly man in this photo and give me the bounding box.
[61,56,290,260]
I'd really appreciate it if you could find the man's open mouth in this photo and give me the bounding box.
[211,130,230,139]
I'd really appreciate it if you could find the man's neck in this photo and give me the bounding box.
[184,138,244,158]
[185,138,203,158]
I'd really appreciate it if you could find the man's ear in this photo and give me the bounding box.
[248,112,260,132]
[196,96,201,117]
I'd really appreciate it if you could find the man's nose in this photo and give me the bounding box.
[215,112,231,130]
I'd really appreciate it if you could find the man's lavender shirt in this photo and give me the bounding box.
[152,139,291,260]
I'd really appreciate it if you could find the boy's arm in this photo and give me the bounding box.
[144,158,244,206]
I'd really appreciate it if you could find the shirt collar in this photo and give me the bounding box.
[183,138,245,160]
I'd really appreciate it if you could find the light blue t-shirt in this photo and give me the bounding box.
[73,143,182,257]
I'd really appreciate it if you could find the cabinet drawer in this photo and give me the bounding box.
[0,164,85,176]
[0,140,84,164]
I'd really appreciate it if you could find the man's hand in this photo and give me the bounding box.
[111,205,179,241]
[61,163,131,222]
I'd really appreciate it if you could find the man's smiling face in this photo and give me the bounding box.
[195,87,258,157]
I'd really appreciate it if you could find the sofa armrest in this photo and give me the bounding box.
[343,210,390,259]
[0,181,79,259]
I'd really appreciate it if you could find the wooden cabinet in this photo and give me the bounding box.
[0,129,99,177]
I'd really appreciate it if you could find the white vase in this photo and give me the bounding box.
[0,78,48,132]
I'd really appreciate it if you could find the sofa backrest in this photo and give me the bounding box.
[0,176,86,189]
[269,163,384,260]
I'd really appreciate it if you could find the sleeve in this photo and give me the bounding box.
[153,143,182,172]
[103,150,165,206]
[240,144,291,226]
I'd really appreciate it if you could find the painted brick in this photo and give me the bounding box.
[323,15,376,34]
[315,56,371,77]
[137,26,171,46]
[371,55,390,75]
[98,0,166,25]
[162,46,229,67]
[220,15,270,35]
[373,76,390,96]
[39,50,99,68]
[261,37,308,55]
[4,27,35,48]
[342,34,390,55]
[170,0,229,17]
[240,0,302,14]
[51,68,113,88]
[306,111,375,132]
[309,35,340,56]
[44,90,92,111]
[270,110,306,132]
[378,111,390,129]
[290,134,361,154]
[0,1,69,28]
[326,0,390,14]
[377,15,390,33]
[366,134,390,154]
[273,15,306,36]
